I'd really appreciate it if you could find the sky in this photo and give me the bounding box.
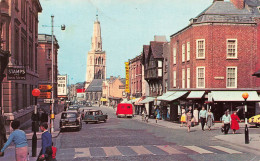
[38,0,213,84]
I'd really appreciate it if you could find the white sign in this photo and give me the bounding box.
[58,75,67,96]
[44,99,54,104]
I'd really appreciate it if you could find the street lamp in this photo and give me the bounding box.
[242,92,249,144]
[31,88,40,157]
[50,15,65,133]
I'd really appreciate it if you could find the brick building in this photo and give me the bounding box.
[1,0,42,123]
[129,54,143,98]
[159,0,260,121]
[37,34,59,109]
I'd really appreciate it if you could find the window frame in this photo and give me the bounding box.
[196,39,205,59]
[226,39,238,59]
[226,66,237,88]
[182,44,185,62]
[173,47,176,65]
[196,66,205,88]
[173,70,176,88]
[187,68,190,88]
[187,42,190,61]
[182,69,185,88]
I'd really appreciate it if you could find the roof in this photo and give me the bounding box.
[86,79,103,92]
[120,78,126,85]
[38,34,59,48]
[150,41,165,59]
[195,1,260,24]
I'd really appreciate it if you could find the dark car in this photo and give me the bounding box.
[60,111,82,131]
[83,110,107,124]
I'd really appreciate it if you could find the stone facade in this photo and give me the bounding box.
[85,15,106,89]
[1,0,42,123]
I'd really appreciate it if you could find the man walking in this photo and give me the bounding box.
[38,122,52,161]
[199,107,207,131]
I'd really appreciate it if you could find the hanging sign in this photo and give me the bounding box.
[7,66,26,80]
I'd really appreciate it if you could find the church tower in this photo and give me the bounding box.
[85,15,106,89]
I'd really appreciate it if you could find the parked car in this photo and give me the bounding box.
[116,103,133,118]
[86,102,92,107]
[249,114,260,127]
[60,111,82,131]
[83,110,107,124]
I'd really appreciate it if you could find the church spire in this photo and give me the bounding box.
[91,13,102,52]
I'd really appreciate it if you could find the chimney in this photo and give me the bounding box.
[230,0,245,9]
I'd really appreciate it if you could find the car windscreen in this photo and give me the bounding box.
[61,113,77,119]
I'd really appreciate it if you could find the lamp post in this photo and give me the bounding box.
[31,88,40,157]
[50,15,65,133]
[242,92,249,144]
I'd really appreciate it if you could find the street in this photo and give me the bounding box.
[54,105,260,161]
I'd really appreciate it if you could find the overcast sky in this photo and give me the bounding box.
[38,0,213,84]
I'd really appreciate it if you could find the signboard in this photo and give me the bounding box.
[125,62,130,93]
[39,85,52,91]
[7,66,26,80]
[39,92,51,99]
[57,75,67,97]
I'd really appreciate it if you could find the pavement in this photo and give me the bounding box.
[131,113,260,152]
[2,112,62,161]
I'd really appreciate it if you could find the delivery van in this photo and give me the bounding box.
[116,103,133,118]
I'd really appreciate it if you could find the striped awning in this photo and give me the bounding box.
[134,97,145,105]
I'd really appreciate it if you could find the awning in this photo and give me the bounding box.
[100,98,107,102]
[187,91,205,99]
[126,98,137,104]
[211,91,260,102]
[157,91,176,101]
[139,97,155,104]
[163,91,188,101]
[134,97,145,105]
[121,98,128,103]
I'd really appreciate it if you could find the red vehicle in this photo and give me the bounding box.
[116,103,133,118]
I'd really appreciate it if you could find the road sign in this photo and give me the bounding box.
[38,92,51,99]
[44,99,54,104]
[39,85,52,91]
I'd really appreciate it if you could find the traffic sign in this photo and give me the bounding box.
[44,99,54,104]
[39,85,52,91]
[38,92,51,99]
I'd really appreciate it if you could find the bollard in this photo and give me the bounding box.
[245,124,249,144]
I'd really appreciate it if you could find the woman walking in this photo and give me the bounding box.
[206,109,214,131]
[231,111,240,134]
[180,106,186,127]
[186,110,192,133]
[0,120,28,161]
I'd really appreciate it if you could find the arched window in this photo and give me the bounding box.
[98,57,101,64]
[101,58,103,65]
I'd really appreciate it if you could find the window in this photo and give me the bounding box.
[187,42,190,61]
[196,67,205,88]
[158,69,162,77]
[173,71,176,87]
[182,69,185,88]
[227,39,237,58]
[29,42,33,70]
[182,44,185,62]
[21,0,26,22]
[226,67,237,88]
[196,39,205,59]
[35,46,37,72]
[14,27,19,64]
[47,49,51,60]
[47,68,51,81]
[173,47,176,64]
[158,60,162,67]
[187,68,190,88]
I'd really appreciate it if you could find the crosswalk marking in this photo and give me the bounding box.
[130,146,153,155]
[184,146,214,154]
[103,147,122,157]
[157,145,184,154]
[209,146,242,154]
[75,148,91,158]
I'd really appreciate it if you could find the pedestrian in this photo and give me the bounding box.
[180,106,186,127]
[0,112,7,157]
[0,120,28,161]
[230,111,240,134]
[37,122,52,161]
[221,111,231,134]
[206,109,214,131]
[199,106,207,131]
[193,108,199,125]
[81,109,85,120]
[186,110,192,133]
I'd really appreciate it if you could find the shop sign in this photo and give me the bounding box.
[125,62,130,93]
[7,66,26,80]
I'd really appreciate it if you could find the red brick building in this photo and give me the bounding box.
[129,54,143,98]
[1,0,42,123]
[161,0,260,121]
[37,34,59,108]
